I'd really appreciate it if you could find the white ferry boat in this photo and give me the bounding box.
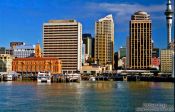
[89,76,96,82]
[65,73,81,82]
[5,74,13,81]
[3,72,17,81]
[37,72,51,83]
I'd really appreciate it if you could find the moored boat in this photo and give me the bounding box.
[37,72,51,83]
[65,73,81,82]
[3,72,17,81]
[89,76,96,82]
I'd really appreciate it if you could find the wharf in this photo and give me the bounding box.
[1,73,174,83]
[94,75,175,82]
[52,74,81,83]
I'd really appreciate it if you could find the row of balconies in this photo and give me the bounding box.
[44,34,78,36]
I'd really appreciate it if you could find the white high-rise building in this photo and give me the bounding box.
[43,20,82,73]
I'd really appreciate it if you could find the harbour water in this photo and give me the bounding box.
[0,81,174,112]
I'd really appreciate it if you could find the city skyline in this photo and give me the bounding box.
[0,0,174,51]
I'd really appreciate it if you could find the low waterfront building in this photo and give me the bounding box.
[80,65,103,75]
[12,57,62,75]
[104,64,113,73]
[13,44,35,58]
[0,54,13,72]
[160,49,173,73]
[12,44,62,75]
[81,64,112,75]
[118,57,127,69]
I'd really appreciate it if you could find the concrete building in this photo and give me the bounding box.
[128,11,152,69]
[126,36,130,68]
[43,20,82,73]
[118,47,126,59]
[95,14,114,66]
[82,44,85,65]
[13,44,35,58]
[118,47,127,69]
[12,44,62,75]
[5,48,13,55]
[92,38,95,58]
[118,57,127,69]
[0,54,13,72]
[81,64,112,75]
[160,49,173,73]
[82,33,93,58]
[80,65,103,75]
[114,52,118,70]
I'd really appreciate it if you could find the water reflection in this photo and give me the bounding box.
[0,81,174,112]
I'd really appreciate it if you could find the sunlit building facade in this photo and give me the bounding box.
[95,15,114,66]
[43,20,82,73]
[160,49,173,73]
[128,11,152,69]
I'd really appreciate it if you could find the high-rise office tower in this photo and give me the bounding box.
[165,0,173,48]
[128,11,152,69]
[95,14,114,66]
[43,20,82,73]
[82,34,93,58]
[114,52,118,70]
[119,47,126,59]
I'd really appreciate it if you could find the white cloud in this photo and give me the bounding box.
[87,2,167,22]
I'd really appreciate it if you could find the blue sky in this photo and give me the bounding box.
[0,0,174,51]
